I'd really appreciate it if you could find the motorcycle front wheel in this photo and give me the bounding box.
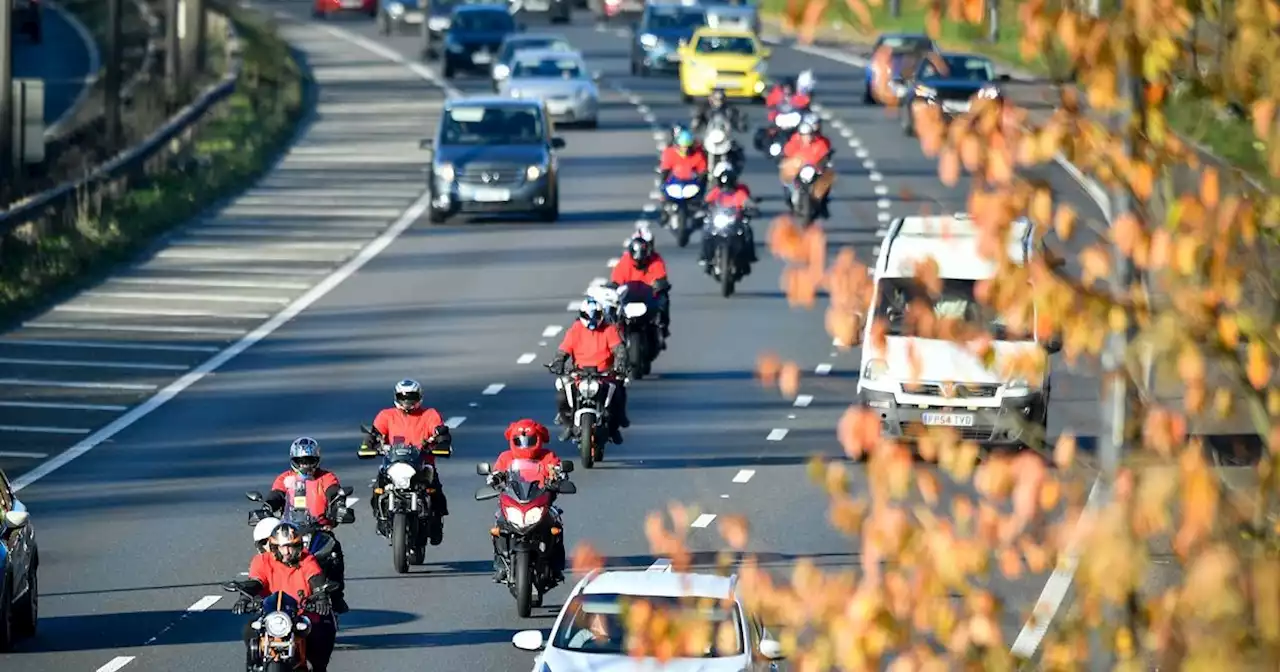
[265,663,291,672]
[392,511,410,574]
[673,211,691,248]
[578,415,596,468]
[514,550,534,618]
[718,243,736,297]
[625,333,646,380]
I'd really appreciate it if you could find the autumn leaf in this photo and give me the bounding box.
[756,352,781,387]
[779,361,802,398]
[1246,341,1271,390]
[1201,168,1221,210]
[718,515,750,550]
[939,148,961,186]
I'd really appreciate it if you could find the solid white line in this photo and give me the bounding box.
[766,428,789,441]
[0,425,90,434]
[541,325,563,337]
[51,305,271,319]
[732,469,755,483]
[0,451,50,459]
[691,513,717,528]
[187,595,222,612]
[445,416,466,428]
[0,378,157,391]
[814,363,832,375]
[83,291,291,304]
[96,657,135,672]
[23,322,248,336]
[0,357,187,371]
[114,277,312,290]
[1,338,219,352]
[482,384,505,395]
[517,353,537,364]
[793,394,813,407]
[0,401,127,411]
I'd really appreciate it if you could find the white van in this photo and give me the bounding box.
[856,213,1060,446]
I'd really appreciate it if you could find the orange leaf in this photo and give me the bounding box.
[999,547,1023,578]
[1217,314,1240,348]
[1078,245,1111,285]
[571,543,604,573]
[1247,341,1271,390]
[1111,213,1144,259]
[718,515,750,550]
[1201,168,1221,210]
[918,469,941,505]
[1252,99,1275,141]
[756,352,781,386]
[1053,434,1077,469]
[939,149,961,186]
[779,362,801,398]
[837,406,882,459]
[961,0,983,23]
[1053,204,1077,240]
[1030,189,1052,228]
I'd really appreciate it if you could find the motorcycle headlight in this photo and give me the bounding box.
[526,165,543,180]
[386,462,416,490]
[263,612,293,638]
[665,183,684,198]
[493,63,510,79]
[707,128,726,145]
[524,507,545,525]
[504,506,524,526]
[428,15,450,30]
[862,358,888,381]
[436,162,455,182]
[640,33,658,48]
[623,302,648,318]
[578,379,600,396]
[712,212,734,229]
[799,165,816,182]
[682,184,700,198]
[776,112,799,128]
[387,2,404,16]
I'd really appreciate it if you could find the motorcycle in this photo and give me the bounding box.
[660,173,702,248]
[614,281,662,378]
[356,426,452,574]
[221,581,337,672]
[547,365,621,468]
[474,459,577,618]
[789,159,830,226]
[755,101,805,160]
[246,485,355,573]
[702,116,742,177]
[705,205,753,297]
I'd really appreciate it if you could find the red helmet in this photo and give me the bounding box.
[505,419,549,457]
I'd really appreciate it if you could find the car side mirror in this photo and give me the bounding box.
[759,638,785,660]
[561,460,574,473]
[998,73,1011,81]
[512,629,545,651]
[337,507,356,525]
[3,510,29,530]
[550,137,566,149]
[476,461,492,476]
[419,138,433,150]
[246,491,264,502]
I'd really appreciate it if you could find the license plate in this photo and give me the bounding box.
[340,0,363,7]
[920,413,974,427]
[525,0,549,8]
[472,187,510,202]
[547,101,570,114]
[293,496,308,509]
[472,51,492,64]
[404,12,423,22]
[718,78,742,88]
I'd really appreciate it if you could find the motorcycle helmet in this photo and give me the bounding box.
[289,437,321,476]
[394,379,423,412]
[798,115,820,138]
[253,515,281,553]
[579,296,605,330]
[796,69,815,94]
[627,235,654,267]
[268,522,304,567]
[709,88,726,109]
[715,162,738,187]
[674,128,695,153]
[505,418,550,457]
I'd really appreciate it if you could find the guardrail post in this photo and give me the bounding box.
[0,0,12,188]
[105,0,124,151]
[166,0,182,106]
[180,0,205,81]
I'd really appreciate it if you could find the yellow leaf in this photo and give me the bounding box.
[1253,99,1275,141]
[1053,204,1077,240]
[1201,168,1221,210]
[1247,341,1271,390]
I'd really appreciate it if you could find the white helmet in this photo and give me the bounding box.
[796,69,815,93]
[253,516,281,545]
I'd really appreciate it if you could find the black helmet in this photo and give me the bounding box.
[715,162,738,187]
[627,236,653,267]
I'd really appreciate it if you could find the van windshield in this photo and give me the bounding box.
[874,277,1010,337]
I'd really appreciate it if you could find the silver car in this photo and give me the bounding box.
[699,0,759,34]
[498,49,601,128]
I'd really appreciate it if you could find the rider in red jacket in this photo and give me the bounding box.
[782,115,835,219]
[700,164,759,269]
[609,234,672,341]
[659,128,709,182]
[547,298,630,444]
[487,419,567,583]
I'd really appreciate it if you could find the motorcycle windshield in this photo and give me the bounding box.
[282,478,319,530]
[502,459,552,504]
[261,592,300,614]
[385,443,422,467]
[617,281,654,304]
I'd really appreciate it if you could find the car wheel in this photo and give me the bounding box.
[581,118,598,129]
[443,61,455,79]
[0,580,13,652]
[428,208,449,224]
[12,557,35,639]
[539,190,560,222]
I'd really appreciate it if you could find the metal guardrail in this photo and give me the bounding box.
[0,4,245,244]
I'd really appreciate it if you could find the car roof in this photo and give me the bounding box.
[503,32,568,43]
[578,569,736,600]
[445,95,545,110]
[451,4,510,13]
[879,214,1032,280]
[691,25,756,38]
[877,31,932,40]
[511,48,584,62]
[645,1,705,10]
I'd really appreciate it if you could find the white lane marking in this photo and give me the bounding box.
[482,384,505,395]
[24,322,248,336]
[0,378,157,391]
[691,513,717,528]
[818,110,832,120]
[815,363,833,375]
[642,203,657,212]
[445,416,466,428]
[96,657,136,672]
[855,148,868,158]
[876,227,889,236]
[649,190,660,200]
[115,277,312,290]
[567,301,583,311]
[542,325,563,338]
[187,596,222,612]
[0,401,127,411]
[652,132,666,141]
[793,394,813,407]
[538,341,548,347]
[589,277,607,287]
[0,425,90,435]
[878,212,891,222]
[872,245,880,255]
[0,451,51,458]
[607,258,620,267]
[10,185,436,494]
[848,137,861,147]
[83,291,291,304]
[647,558,671,571]
[863,159,876,169]
[877,199,891,209]
[0,339,219,353]
[869,171,883,181]
[720,493,730,498]
[0,357,187,371]
[643,114,655,123]
[346,497,359,506]
[732,469,755,483]
[874,185,888,195]
[636,105,649,114]
[51,305,271,319]
[766,428,789,441]
[517,353,537,364]
[839,127,852,137]
[1011,478,1103,657]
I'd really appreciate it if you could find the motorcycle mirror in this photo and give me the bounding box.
[556,480,578,495]
[245,491,264,502]
[475,486,500,501]
[221,582,240,593]
[475,461,492,476]
[340,486,355,497]
[560,460,574,473]
[338,508,356,525]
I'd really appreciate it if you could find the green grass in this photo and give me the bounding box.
[0,2,306,323]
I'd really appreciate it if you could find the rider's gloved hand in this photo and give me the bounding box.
[310,592,333,616]
[232,597,255,615]
[486,472,503,487]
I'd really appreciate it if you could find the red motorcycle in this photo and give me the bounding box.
[474,459,577,618]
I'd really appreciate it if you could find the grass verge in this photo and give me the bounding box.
[0,2,307,323]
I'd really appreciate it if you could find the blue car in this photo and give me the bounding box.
[0,468,37,650]
[863,32,938,105]
[900,52,1010,135]
[629,2,708,76]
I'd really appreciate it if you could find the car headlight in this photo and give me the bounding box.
[428,15,450,30]
[387,2,404,16]
[712,212,734,229]
[526,165,543,180]
[493,63,510,79]
[915,85,937,98]
[799,165,816,182]
[578,379,600,396]
[508,88,522,98]
[862,359,888,381]
[701,63,718,78]
[640,33,658,48]
[436,162,455,182]
[682,183,700,198]
[665,183,684,198]
[447,41,463,53]
[263,612,293,638]
[504,506,524,526]
[385,462,416,490]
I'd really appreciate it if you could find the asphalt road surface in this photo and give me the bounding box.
[0,5,1109,671]
[12,3,97,129]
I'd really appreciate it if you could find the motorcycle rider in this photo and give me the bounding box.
[781,114,835,219]
[487,419,567,584]
[700,163,759,270]
[764,76,796,109]
[795,69,816,103]
[261,437,349,614]
[658,127,709,186]
[608,234,671,340]
[692,88,748,133]
[358,379,453,546]
[230,523,337,672]
[547,297,631,445]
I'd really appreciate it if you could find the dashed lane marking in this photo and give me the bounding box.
[482,384,505,395]
[114,277,312,290]
[0,378,157,391]
[187,596,221,612]
[691,513,717,528]
[793,394,813,407]
[732,469,755,483]
[766,428,789,441]
[541,325,563,338]
[0,401,127,411]
[0,339,220,353]
[82,290,292,304]
[517,353,537,364]
[24,322,249,336]
[0,425,90,435]
[607,258,619,267]
[50,305,272,320]
[814,363,832,375]
[0,451,51,458]
[445,416,467,428]
[96,657,135,672]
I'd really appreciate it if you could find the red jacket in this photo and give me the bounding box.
[373,407,446,465]
[783,135,833,166]
[610,253,668,286]
[767,93,811,121]
[493,447,561,473]
[706,184,752,209]
[659,146,708,181]
[271,469,341,526]
[248,552,325,616]
[558,321,623,370]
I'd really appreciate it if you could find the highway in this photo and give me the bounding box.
[12,2,98,129]
[0,4,1108,670]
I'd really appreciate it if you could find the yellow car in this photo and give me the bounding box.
[677,27,770,103]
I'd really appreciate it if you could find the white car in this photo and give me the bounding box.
[856,213,1060,446]
[499,49,601,129]
[511,565,786,671]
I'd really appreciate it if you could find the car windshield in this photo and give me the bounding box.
[920,55,994,81]
[646,8,706,29]
[693,35,756,55]
[875,277,1007,337]
[878,35,934,52]
[552,594,744,657]
[512,56,584,79]
[441,106,544,145]
[500,38,571,60]
[452,10,514,31]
